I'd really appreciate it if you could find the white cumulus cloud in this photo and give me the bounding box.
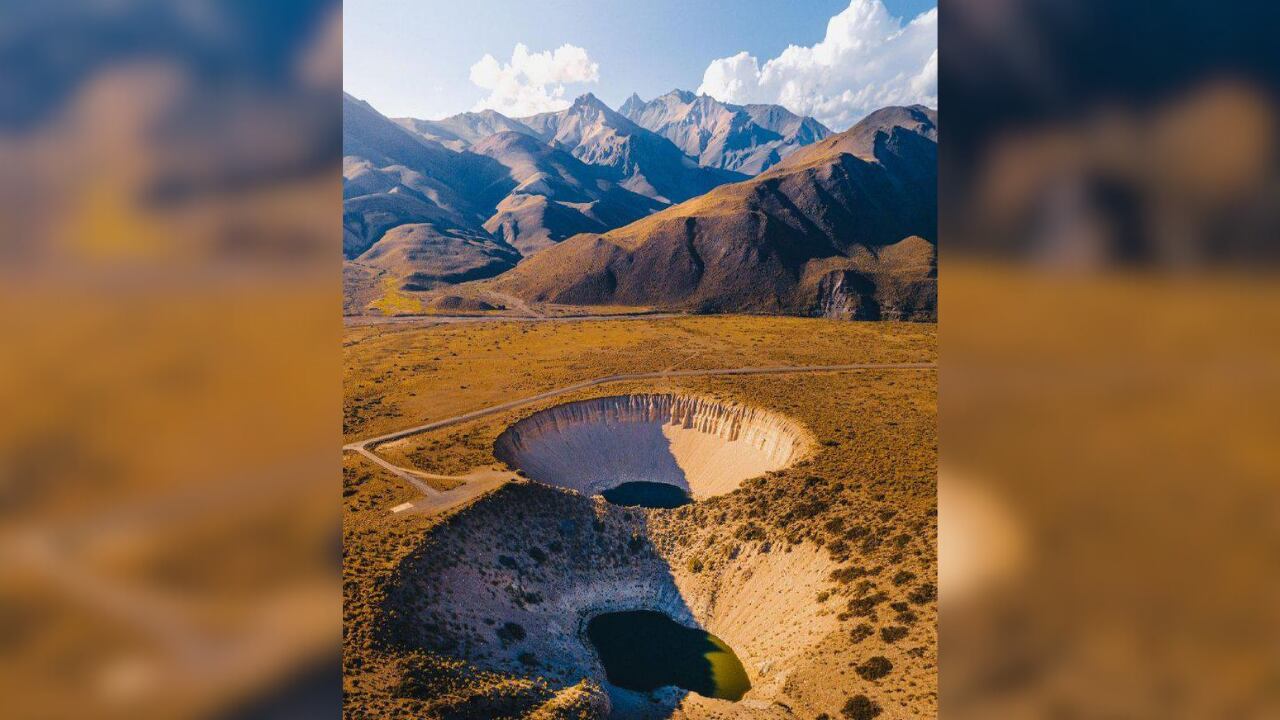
[697,0,936,130]
[470,43,599,117]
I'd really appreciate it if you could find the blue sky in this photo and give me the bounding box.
[344,0,937,129]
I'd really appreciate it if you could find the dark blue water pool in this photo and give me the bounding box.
[586,610,750,700]
[600,481,691,508]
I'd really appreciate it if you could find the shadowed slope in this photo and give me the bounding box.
[471,131,664,255]
[356,223,520,291]
[342,93,515,269]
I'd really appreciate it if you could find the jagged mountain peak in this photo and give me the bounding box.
[572,92,607,109]
[619,92,645,116]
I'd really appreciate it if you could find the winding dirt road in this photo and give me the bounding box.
[345,361,936,515]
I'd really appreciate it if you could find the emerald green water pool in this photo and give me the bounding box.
[586,610,750,701]
[600,482,691,508]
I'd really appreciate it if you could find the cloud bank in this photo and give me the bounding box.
[470,43,599,117]
[697,0,936,130]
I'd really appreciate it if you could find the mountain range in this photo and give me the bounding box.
[343,90,936,319]
[620,89,832,174]
[489,105,938,319]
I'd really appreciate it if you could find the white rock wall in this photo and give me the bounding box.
[494,395,809,499]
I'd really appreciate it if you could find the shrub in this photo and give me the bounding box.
[855,656,893,681]
[687,556,704,573]
[496,622,526,644]
[848,592,888,618]
[395,655,460,699]
[791,498,828,519]
[880,626,908,643]
[830,565,869,584]
[841,694,882,719]
[892,570,916,586]
[850,623,874,643]
[908,582,937,605]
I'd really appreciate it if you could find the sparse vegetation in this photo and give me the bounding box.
[908,582,937,605]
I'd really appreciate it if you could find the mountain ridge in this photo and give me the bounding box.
[486,104,938,319]
[342,93,719,300]
[516,92,745,204]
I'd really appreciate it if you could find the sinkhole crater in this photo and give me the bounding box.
[494,394,810,505]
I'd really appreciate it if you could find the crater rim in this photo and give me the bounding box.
[493,392,812,503]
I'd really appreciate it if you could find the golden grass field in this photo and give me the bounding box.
[343,315,936,719]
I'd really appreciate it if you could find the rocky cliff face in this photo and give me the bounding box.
[493,395,810,499]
